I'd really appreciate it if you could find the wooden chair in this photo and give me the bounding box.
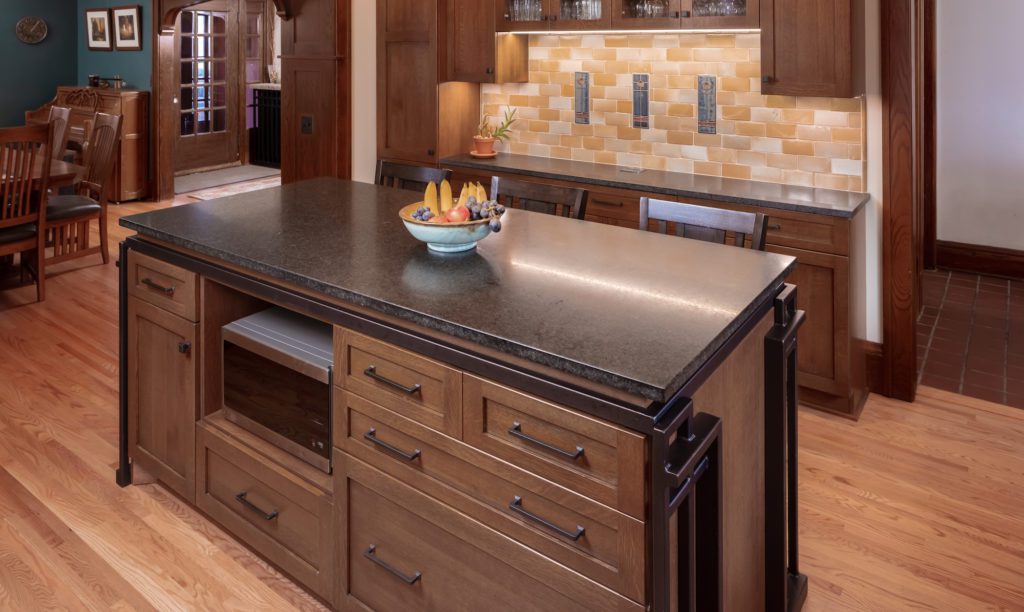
[0,125,51,302]
[47,106,72,162]
[375,160,451,192]
[45,112,122,267]
[639,197,768,251]
[490,176,588,220]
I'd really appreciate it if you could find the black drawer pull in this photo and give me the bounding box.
[364,428,421,462]
[177,341,192,354]
[509,421,584,460]
[235,491,278,521]
[141,277,175,296]
[509,496,586,541]
[593,198,624,208]
[364,545,422,585]
[364,365,422,395]
[768,224,782,231]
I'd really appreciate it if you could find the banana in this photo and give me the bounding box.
[424,182,438,215]
[440,180,454,213]
[456,183,469,208]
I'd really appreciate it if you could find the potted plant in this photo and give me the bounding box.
[474,108,517,156]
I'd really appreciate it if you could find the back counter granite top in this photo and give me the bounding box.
[443,152,870,219]
[121,177,796,403]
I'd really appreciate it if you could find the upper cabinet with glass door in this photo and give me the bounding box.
[497,0,612,31]
[611,0,758,29]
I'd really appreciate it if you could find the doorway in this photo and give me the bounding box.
[160,0,283,196]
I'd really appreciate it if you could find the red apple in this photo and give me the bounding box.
[446,206,470,223]
[429,215,448,224]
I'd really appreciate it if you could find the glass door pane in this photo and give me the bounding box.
[557,0,611,28]
[611,0,683,28]
[500,0,549,30]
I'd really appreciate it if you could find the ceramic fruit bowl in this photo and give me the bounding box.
[399,202,496,253]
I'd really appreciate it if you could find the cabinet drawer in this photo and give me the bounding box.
[764,214,847,255]
[336,389,645,602]
[196,425,333,602]
[463,375,646,520]
[586,192,640,224]
[337,453,643,612]
[335,329,462,437]
[127,251,198,321]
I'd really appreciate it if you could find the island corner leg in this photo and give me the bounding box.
[116,239,133,488]
[765,284,807,612]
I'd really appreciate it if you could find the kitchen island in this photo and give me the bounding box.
[117,177,805,611]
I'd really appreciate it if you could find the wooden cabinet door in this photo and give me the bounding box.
[377,0,439,164]
[127,297,199,501]
[767,245,849,397]
[448,0,497,82]
[611,0,684,29]
[761,0,858,97]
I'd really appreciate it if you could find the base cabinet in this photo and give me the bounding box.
[126,296,198,500]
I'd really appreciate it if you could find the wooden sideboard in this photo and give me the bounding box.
[27,87,150,202]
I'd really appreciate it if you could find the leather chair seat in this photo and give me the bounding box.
[46,195,101,221]
[0,223,38,245]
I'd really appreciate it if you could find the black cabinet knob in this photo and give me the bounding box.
[427,149,435,157]
[177,341,192,354]
[486,67,494,74]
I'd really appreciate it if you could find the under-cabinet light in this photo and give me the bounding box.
[498,28,760,36]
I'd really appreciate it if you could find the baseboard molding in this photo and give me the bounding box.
[863,340,885,396]
[936,240,1024,279]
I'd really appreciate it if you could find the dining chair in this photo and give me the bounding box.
[639,197,769,251]
[375,160,452,192]
[45,112,122,267]
[0,124,52,302]
[47,106,73,162]
[490,176,588,220]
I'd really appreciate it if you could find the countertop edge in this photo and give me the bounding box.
[122,220,796,402]
[442,155,870,219]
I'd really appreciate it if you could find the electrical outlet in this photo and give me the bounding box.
[301,115,314,134]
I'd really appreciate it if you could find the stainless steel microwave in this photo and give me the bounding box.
[221,307,332,473]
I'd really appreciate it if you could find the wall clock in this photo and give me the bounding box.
[16,16,48,45]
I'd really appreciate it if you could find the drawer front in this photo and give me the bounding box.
[336,389,645,602]
[127,251,199,321]
[336,329,462,437]
[196,425,333,601]
[463,375,646,520]
[337,453,643,612]
[764,214,847,255]
[585,191,641,225]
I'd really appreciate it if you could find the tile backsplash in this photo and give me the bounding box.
[482,33,866,192]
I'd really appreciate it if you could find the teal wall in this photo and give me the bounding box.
[0,1,78,127]
[77,0,153,91]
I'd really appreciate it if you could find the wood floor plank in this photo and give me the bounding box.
[0,191,1021,611]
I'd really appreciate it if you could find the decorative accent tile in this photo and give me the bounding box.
[574,72,590,125]
[697,75,717,135]
[632,74,650,129]
[484,33,865,191]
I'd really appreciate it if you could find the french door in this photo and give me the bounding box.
[174,2,240,173]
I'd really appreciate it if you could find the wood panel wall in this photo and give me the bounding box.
[280,0,351,183]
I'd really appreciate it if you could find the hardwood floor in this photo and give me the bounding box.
[0,193,1021,610]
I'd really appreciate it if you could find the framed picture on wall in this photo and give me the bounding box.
[112,6,142,51]
[85,9,112,51]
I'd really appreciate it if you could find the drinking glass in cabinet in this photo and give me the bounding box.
[626,0,669,19]
[508,0,544,21]
[560,0,603,20]
[693,0,747,16]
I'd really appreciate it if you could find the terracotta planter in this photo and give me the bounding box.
[473,136,496,156]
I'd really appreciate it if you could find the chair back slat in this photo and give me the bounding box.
[375,160,451,193]
[0,124,50,229]
[48,106,72,162]
[79,113,122,201]
[640,197,768,251]
[490,176,588,220]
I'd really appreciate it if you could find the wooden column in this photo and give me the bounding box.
[881,0,919,402]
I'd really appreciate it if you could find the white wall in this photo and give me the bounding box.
[936,0,1024,251]
[351,0,377,183]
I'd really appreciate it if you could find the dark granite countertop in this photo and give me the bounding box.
[443,153,869,219]
[121,178,795,402]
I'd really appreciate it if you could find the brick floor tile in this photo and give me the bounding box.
[923,359,963,381]
[920,373,960,393]
[962,384,1006,404]
[963,369,1005,391]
